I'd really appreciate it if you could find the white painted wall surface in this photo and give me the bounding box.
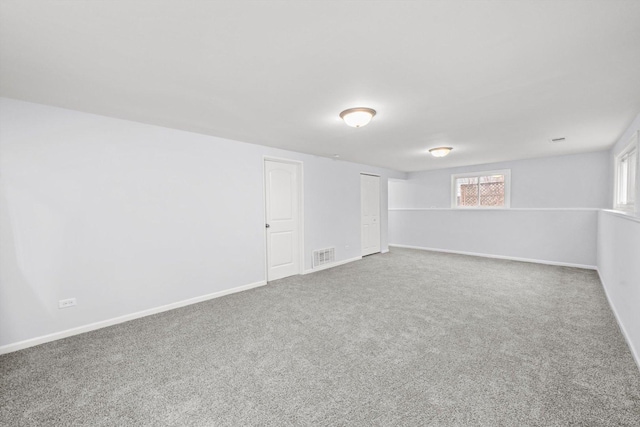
[608,112,640,218]
[597,211,640,366]
[597,113,640,368]
[0,98,404,349]
[389,150,609,267]
[390,209,598,267]
[389,151,610,209]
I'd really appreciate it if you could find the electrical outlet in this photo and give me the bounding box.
[59,298,77,309]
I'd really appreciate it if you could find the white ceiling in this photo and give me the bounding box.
[1,1,640,172]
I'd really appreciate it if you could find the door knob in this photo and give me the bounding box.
[265,224,270,228]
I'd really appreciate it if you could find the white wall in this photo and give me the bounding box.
[0,98,405,350]
[390,209,597,267]
[608,112,640,217]
[597,211,640,367]
[390,151,610,209]
[597,112,640,368]
[388,151,609,267]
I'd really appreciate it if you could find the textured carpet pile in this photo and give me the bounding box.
[1,248,639,425]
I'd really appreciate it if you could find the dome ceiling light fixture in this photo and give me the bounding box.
[429,147,453,158]
[339,107,376,128]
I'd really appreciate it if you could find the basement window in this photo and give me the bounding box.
[451,169,511,208]
[614,132,638,212]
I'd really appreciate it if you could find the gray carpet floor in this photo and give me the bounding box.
[1,248,639,426]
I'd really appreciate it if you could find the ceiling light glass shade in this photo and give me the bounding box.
[340,108,376,128]
[429,147,453,157]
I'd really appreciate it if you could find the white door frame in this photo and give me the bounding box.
[360,172,381,256]
[263,156,304,281]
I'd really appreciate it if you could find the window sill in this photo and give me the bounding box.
[601,209,640,223]
[612,205,636,213]
[451,207,510,210]
[389,207,600,212]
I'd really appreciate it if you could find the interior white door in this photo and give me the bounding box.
[361,174,381,256]
[265,160,300,281]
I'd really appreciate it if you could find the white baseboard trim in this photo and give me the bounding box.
[597,269,640,371]
[0,280,267,356]
[388,244,597,270]
[381,249,389,254]
[303,256,362,274]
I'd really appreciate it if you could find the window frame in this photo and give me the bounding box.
[614,131,638,213]
[451,169,511,209]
